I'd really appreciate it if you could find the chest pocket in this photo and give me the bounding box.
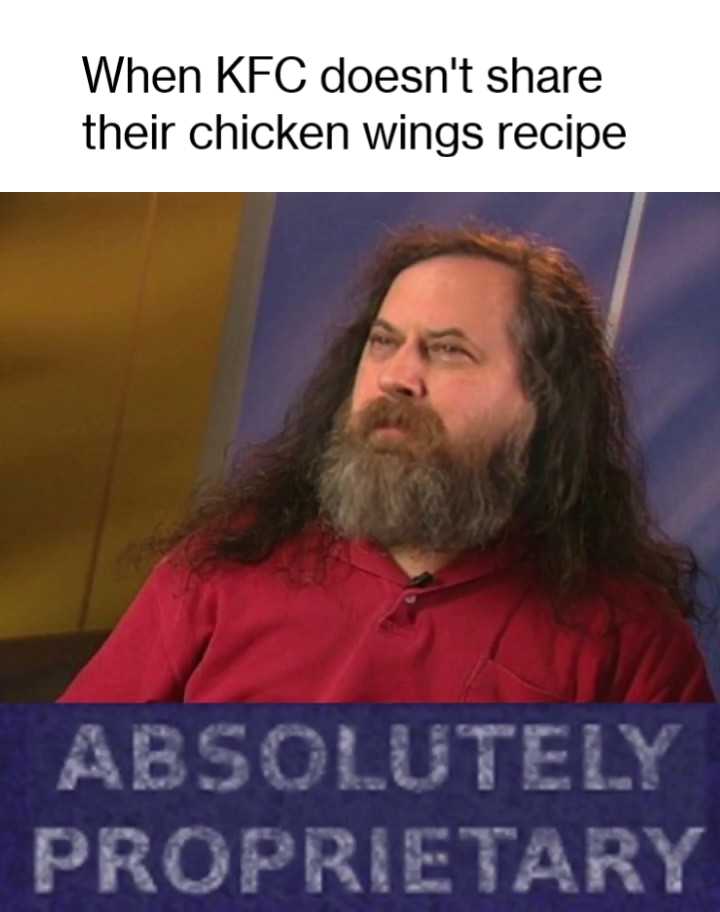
[462,657,568,703]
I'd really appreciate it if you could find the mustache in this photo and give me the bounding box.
[319,397,529,552]
[347,397,447,446]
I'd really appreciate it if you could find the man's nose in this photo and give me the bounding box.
[378,346,427,399]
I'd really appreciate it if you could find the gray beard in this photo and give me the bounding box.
[315,407,530,552]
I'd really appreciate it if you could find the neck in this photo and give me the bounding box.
[389,546,461,579]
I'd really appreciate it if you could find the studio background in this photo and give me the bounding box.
[2,192,717,699]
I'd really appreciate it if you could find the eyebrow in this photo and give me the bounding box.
[370,319,402,335]
[371,319,474,345]
[425,327,472,341]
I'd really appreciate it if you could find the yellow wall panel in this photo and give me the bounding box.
[84,193,245,630]
[1,193,152,638]
[1,193,246,639]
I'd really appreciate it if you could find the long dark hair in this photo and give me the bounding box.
[146,224,704,619]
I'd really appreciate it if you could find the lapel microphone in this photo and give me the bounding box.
[406,571,435,588]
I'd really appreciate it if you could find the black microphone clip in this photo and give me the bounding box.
[406,571,434,588]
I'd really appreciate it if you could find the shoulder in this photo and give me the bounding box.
[590,577,714,702]
[506,572,714,702]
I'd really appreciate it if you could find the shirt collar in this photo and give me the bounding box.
[339,532,527,589]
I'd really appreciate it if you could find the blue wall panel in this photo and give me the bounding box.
[615,193,720,683]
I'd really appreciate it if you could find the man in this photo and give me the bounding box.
[61,225,715,702]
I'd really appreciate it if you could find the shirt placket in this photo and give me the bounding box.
[377,587,428,634]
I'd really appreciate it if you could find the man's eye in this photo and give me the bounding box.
[368,334,395,349]
[429,342,469,358]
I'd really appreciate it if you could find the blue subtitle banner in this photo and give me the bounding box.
[1,705,719,910]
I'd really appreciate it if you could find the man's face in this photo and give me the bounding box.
[316,255,536,553]
[350,255,535,454]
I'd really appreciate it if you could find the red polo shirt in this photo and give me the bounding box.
[60,530,715,703]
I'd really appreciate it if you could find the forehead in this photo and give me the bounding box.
[377,255,522,337]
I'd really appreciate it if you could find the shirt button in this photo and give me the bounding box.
[404,595,417,605]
